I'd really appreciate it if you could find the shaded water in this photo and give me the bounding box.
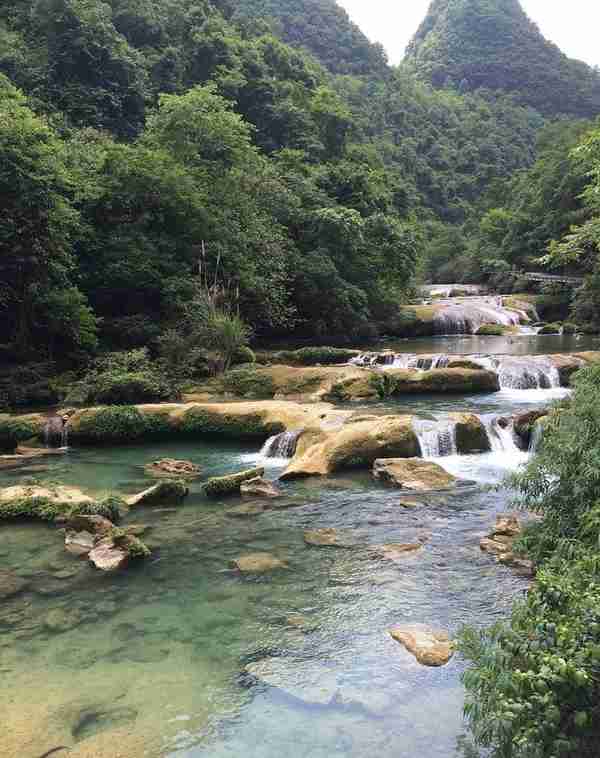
[3,330,583,757]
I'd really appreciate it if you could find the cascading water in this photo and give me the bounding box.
[43,416,68,448]
[260,430,302,459]
[479,356,561,390]
[391,354,450,370]
[432,297,526,335]
[481,415,520,454]
[413,418,458,458]
[529,422,544,453]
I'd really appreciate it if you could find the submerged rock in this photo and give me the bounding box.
[88,528,150,572]
[126,480,189,507]
[65,530,96,556]
[44,607,83,633]
[480,515,534,577]
[390,625,454,667]
[230,553,288,573]
[372,543,424,561]
[240,477,281,499]
[203,467,265,498]
[373,458,457,491]
[0,570,28,599]
[144,458,201,479]
[304,528,355,548]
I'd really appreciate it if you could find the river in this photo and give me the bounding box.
[1,332,598,758]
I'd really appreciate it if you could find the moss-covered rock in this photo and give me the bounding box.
[538,323,562,335]
[126,480,188,506]
[0,485,124,523]
[203,467,265,498]
[384,368,499,395]
[513,410,548,447]
[475,324,511,336]
[258,347,361,366]
[452,413,491,454]
[68,405,172,444]
[0,414,45,452]
[282,416,420,479]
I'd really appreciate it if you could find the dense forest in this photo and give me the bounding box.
[406,0,600,118]
[0,0,599,374]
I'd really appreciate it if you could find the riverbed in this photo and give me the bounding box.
[1,333,591,758]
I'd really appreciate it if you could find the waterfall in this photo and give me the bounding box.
[432,297,525,335]
[260,430,302,459]
[413,418,458,458]
[529,422,544,453]
[43,416,68,448]
[392,354,450,370]
[481,415,520,454]
[485,357,561,390]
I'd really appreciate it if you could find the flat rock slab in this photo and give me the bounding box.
[240,477,281,499]
[126,481,188,506]
[0,570,28,599]
[372,543,424,561]
[89,540,129,571]
[145,458,202,479]
[65,530,96,556]
[230,553,288,573]
[390,625,454,667]
[373,458,457,491]
[304,528,356,548]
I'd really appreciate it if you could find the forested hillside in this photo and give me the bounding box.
[406,0,600,118]
[0,0,599,381]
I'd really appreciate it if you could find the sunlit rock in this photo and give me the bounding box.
[390,625,454,667]
[373,458,457,491]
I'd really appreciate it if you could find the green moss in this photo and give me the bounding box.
[73,406,171,444]
[133,480,188,505]
[220,368,276,398]
[203,467,265,498]
[109,527,151,559]
[231,345,256,366]
[276,347,360,366]
[181,407,284,439]
[0,418,40,452]
[475,324,506,336]
[0,495,123,523]
[562,322,578,335]
[538,323,562,335]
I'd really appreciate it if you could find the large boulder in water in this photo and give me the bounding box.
[373,458,457,491]
[390,625,454,667]
[384,368,499,395]
[451,413,491,454]
[281,415,420,480]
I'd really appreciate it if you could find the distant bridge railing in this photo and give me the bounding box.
[522,272,584,286]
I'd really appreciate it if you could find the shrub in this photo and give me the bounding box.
[461,366,600,757]
[220,368,275,398]
[231,345,256,366]
[90,372,176,405]
[0,418,40,452]
[73,406,171,444]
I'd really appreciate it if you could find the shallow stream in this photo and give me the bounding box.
[1,334,590,758]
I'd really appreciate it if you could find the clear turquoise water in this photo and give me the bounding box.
[3,335,579,757]
[1,434,528,758]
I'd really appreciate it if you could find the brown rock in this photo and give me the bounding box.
[65,530,95,556]
[498,553,535,577]
[492,514,521,538]
[230,553,288,573]
[145,458,201,479]
[88,539,129,571]
[390,625,453,667]
[373,458,457,491]
[304,528,354,548]
[373,543,424,561]
[480,536,513,555]
[0,570,28,599]
[66,514,113,536]
[240,477,281,499]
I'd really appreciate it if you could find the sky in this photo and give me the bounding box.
[336,0,600,68]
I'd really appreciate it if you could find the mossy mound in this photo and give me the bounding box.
[256,347,361,366]
[475,324,510,336]
[179,406,285,439]
[538,323,562,335]
[383,368,499,396]
[0,415,45,452]
[0,485,124,523]
[69,405,172,444]
[203,467,265,498]
[126,480,188,506]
